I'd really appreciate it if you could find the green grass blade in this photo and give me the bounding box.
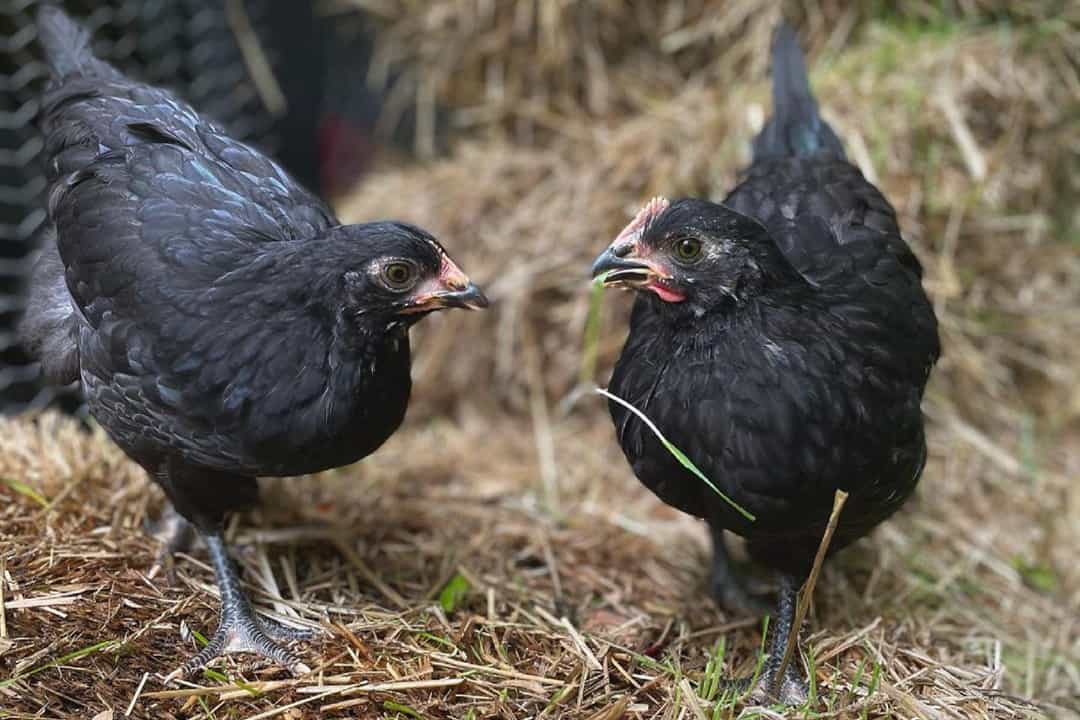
[0,477,48,509]
[384,699,424,718]
[203,668,229,683]
[191,628,209,647]
[543,684,573,714]
[699,638,727,701]
[418,631,458,651]
[579,272,610,385]
[594,387,755,521]
[0,639,116,688]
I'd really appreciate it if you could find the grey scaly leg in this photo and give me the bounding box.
[146,504,196,582]
[721,574,809,705]
[166,532,313,681]
[758,573,810,704]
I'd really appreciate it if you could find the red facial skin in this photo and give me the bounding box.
[396,253,476,314]
[436,254,470,292]
[610,196,686,303]
[647,280,685,303]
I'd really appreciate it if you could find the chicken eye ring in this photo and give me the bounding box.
[381,260,419,291]
[673,237,704,263]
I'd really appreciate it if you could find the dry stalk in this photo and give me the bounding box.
[772,489,849,697]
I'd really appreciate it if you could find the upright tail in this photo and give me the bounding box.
[36,5,118,80]
[752,23,844,161]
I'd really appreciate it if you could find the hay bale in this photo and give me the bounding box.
[334,0,776,152]
[337,0,1066,151]
[340,22,1080,433]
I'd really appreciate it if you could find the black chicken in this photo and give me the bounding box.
[592,25,939,702]
[20,7,487,677]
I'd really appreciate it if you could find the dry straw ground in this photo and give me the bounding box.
[2,2,1078,718]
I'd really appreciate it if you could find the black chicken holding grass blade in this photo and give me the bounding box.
[592,25,939,702]
[20,7,487,678]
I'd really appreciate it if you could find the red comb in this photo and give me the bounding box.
[614,196,670,245]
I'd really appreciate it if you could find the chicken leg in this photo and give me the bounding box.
[708,523,772,616]
[166,533,313,681]
[723,574,809,704]
[146,504,195,582]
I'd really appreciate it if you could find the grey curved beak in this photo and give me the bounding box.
[438,282,489,310]
[401,281,489,314]
[591,247,655,284]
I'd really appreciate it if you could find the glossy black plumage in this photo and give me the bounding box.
[20,6,486,677]
[607,188,936,573]
[593,24,939,701]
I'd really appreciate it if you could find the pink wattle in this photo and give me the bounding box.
[648,282,686,303]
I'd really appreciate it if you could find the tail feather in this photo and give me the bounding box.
[36,5,118,79]
[752,23,844,161]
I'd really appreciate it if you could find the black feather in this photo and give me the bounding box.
[125,122,194,151]
[752,23,845,161]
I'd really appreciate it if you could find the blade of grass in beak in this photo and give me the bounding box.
[579,271,611,385]
[595,387,756,522]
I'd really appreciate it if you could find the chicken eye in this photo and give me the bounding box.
[382,261,417,291]
[674,237,703,263]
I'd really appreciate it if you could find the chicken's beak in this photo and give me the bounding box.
[402,258,489,313]
[591,244,667,288]
[591,242,686,303]
[430,281,490,311]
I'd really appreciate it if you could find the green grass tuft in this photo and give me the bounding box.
[438,572,472,613]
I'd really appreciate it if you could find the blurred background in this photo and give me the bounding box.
[0,1,1077,717]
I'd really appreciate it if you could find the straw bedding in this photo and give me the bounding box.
[1,2,1076,717]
